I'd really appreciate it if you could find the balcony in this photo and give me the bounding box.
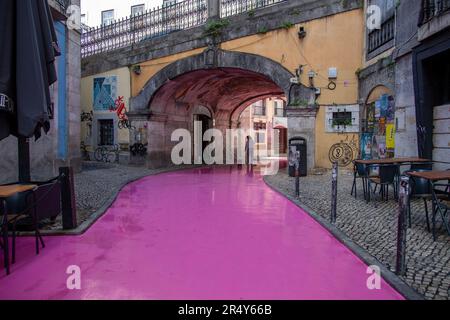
[82,0,208,58]
[419,0,450,41]
[81,0,288,58]
[421,0,450,24]
[367,15,395,56]
[220,0,286,18]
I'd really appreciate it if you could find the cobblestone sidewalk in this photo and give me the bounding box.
[265,170,450,300]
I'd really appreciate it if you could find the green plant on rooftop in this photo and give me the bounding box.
[203,19,230,38]
[280,21,294,30]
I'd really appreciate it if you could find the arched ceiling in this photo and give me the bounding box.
[148,68,285,118]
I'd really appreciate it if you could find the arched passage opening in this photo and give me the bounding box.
[129,49,314,168]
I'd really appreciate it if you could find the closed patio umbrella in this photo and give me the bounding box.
[0,0,60,181]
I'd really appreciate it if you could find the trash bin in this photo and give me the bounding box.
[288,137,307,177]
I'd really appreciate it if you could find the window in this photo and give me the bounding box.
[274,100,285,117]
[254,122,266,131]
[98,119,114,146]
[163,0,177,7]
[325,105,360,133]
[253,101,266,116]
[332,112,353,127]
[256,132,266,144]
[253,122,266,144]
[101,10,114,26]
[366,0,396,57]
[131,4,145,16]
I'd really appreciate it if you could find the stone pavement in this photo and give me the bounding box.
[265,170,450,300]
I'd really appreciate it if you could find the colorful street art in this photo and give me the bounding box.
[360,133,373,160]
[93,76,117,111]
[361,93,396,159]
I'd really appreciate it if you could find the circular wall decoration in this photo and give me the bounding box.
[328,81,337,91]
[329,142,354,167]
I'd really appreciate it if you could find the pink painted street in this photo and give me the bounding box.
[0,168,403,300]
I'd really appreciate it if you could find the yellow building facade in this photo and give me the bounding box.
[81,7,364,169]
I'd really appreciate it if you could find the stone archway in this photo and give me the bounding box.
[130,49,314,112]
[129,48,316,168]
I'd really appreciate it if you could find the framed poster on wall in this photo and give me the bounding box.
[360,133,373,160]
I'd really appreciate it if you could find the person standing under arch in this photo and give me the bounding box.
[245,135,255,171]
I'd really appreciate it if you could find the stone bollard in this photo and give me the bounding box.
[295,151,300,197]
[59,167,77,230]
[330,161,338,223]
[396,175,409,276]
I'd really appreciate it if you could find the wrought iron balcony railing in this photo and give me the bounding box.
[220,0,286,18]
[82,0,208,58]
[81,0,288,58]
[421,0,450,24]
[367,15,395,54]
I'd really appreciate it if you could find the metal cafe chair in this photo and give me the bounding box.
[0,185,38,275]
[351,161,367,199]
[3,189,45,264]
[407,169,433,231]
[0,178,60,274]
[431,182,450,241]
[367,164,398,202]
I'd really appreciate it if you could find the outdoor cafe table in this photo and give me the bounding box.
[354,157,431,165]
[354,158,431,201]
[0,184,37,275]
[407,170,450,182]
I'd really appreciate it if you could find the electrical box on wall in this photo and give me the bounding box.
[328,67,338,79]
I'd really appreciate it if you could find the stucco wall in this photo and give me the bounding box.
[81,67,131,148]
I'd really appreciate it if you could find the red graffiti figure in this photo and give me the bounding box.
[110,96,135,130]
[110,96,128,121]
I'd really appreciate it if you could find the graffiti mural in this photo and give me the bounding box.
[93,76,117,111]
[329,134,359,167]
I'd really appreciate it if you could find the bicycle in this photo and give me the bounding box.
[80,142,91,161]
[118,119,136,131]
[130,143,147,157]
[110,96,136,131]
